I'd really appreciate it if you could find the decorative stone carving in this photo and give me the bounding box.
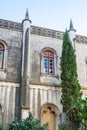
[41,103,58,130]
[0,19,22,31]
[0,19,87,44]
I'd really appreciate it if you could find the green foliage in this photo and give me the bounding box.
[60,30,82,129]
[0,113,48,130]
[0,125,8,130]
[78,127,85,130]
[72,98,87,130]
[59,123,70,130]
[0,125,3,130]
[8,112,48,130]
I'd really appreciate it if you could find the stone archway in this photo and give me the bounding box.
[41,103,58,130]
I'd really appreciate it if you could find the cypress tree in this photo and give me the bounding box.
[60,30,82,129]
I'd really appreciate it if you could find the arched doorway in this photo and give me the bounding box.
[41,103,58,130]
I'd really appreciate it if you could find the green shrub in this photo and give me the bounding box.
[8,112,48,130]
[0,113,48,130]
[0,125,8,130]
[78,126,85,130]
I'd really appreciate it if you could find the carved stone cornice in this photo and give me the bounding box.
[31,25,87,44]
[0,19,22,31]
[76,35,87,44]
[31,25,63,40]
[0,19,87,44]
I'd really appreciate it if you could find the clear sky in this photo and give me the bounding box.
[0,0,87,36]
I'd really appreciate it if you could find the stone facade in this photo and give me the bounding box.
[0,11,87,130]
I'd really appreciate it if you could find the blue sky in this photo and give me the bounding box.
[0,0,87,36]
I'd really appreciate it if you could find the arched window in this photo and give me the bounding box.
[0,43,4,69]
[43,50,54,75]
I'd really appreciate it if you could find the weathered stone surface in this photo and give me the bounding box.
[0,28,22,82]
[0,82,19,126]
[0,17,87,129]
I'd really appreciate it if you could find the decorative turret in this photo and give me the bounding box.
[68,19,76,49]
[24,8,32,22]
[22,8,31,31]
[22,8,31,76]
[21,9,31,119]
[69,19,74,30]
[25,8,29,19]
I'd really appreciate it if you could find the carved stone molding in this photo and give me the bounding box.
[31,25,63,40]
[0,19,22,31]
[0,19,87,44]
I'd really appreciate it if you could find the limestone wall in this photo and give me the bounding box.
[0,82,20,126]
[76,42,87,88]
[30,32,87,89]
[29,84,62,125]
[0,28,22,82]
[29,34,62,86]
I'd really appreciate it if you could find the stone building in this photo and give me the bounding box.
[0,9,87,130]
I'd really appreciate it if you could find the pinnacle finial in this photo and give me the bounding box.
[25,8,29,19]
[69,19,74,30]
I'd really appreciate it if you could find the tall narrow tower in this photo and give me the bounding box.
[68,19,76,49]
[21,8,31,119]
